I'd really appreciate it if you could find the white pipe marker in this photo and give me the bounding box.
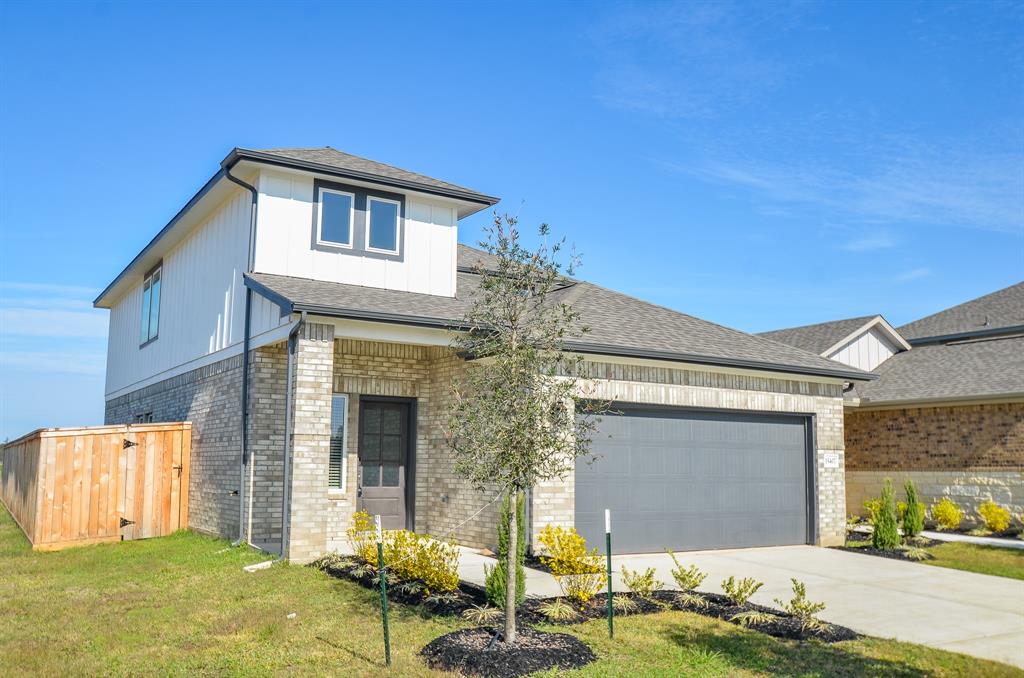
[605,508,610,534]
[375,514,383,544]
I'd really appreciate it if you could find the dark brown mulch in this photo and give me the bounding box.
[420,626,596,678]
[834,545,935,563]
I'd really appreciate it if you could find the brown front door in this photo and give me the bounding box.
[357,400,409,530]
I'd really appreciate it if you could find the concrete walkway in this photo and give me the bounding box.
[923,530,1024,550]
[458,545,1024,669]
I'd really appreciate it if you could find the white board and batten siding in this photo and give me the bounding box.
[828,325,901,372]
[253,169,459,297]
[104,188,288,399]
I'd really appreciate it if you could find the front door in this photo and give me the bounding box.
[357,400,409,530]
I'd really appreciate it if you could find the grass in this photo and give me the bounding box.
[844,538,1024,580]
[1,508,1020,678]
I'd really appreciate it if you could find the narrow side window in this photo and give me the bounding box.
[329,394,349,490]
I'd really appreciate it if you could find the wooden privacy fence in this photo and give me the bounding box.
[1,423,191,550]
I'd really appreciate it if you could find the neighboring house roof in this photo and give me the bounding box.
[850,334,1024,405]
[899,281,1024,342]
[245,247,874,382]
[758,315,880,355]
[229,147,499,207]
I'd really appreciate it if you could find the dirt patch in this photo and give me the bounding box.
[420,626,596,678]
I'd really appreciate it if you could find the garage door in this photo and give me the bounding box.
[575,408,811,554]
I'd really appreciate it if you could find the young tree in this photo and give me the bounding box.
[902,478,924,539]
[447,214,605,643]
[873,478,900,550]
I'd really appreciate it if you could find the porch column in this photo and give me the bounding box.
[286,322,335,563]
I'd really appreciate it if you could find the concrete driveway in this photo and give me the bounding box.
[459,545,1024,669]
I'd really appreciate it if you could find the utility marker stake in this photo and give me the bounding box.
[375,515,392,668]
[605,508,613,639]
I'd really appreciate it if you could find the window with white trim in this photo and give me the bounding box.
[366,197,400,254]
[317,188,355,247]
[329,394,349,490]
[139,264,161,345]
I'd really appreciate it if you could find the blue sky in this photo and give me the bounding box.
[1,1,1022,438]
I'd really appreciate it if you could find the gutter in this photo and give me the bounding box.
[224,165,258,547]
[907,324,1024,346]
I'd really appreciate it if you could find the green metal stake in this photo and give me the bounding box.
[375,515,392,668]
[605,509,613,639]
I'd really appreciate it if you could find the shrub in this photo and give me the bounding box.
[721,576,763,607]
[537,525,607,605]
[346,510,376,562]
[621,566,663,598]
[872,478,900,550]
[362,529,461,593]
[863,497,883,524]
[537,598,579,622]
[932,498,963,531]
[730,610,774,628]
[898,545,932,561]
[485,492,526,608]
[675,591,710,610]
[611,594,639,614]
[902,479,925,539]
[978,501,1011,533]
[666,550,707,591]
[462,604,503,625]
[773,578,826,631]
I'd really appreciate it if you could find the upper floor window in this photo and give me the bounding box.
[139,264,161,345]
[367,197,400,254]
[317,188,355,248]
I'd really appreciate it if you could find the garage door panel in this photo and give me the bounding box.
[575,408,810,553]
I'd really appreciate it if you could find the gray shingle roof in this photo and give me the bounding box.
[758,315,879,355]
[850,334,1024,403]
[899,282,1024,341]
[238,147,499,205]
[245,247,874,381]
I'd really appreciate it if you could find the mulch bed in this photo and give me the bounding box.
[834,531,944,563]
[313,555,857,644]
[420,627,596,678]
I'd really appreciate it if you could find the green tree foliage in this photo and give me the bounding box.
[902,479,925,539]
[485,492,526,608]
[447,215,608,642]
[873,478,901,550]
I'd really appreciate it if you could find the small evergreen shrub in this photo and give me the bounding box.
[621,566,663,598]
[721,576,763,606]
[932,498,963,531]
[902,479,925,539]
[484,492,526,608]
[537,525,606,604]
[666,550,707,591]
[872,478,900,550]
[774,578,826,631]
[978,501,1011,533]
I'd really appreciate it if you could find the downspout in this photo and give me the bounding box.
[277,311,306,560]
[225,165,258,547]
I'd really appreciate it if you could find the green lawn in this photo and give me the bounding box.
[1,508,1020,678]
[843,538,1024,580]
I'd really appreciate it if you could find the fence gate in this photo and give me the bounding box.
[1,423,191,550]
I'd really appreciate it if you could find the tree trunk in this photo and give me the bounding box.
[504,488,518,643]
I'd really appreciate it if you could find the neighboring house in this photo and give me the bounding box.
[95,147,872,563]
[762,283,1024,521]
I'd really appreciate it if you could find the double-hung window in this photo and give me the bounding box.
[366,197,400,254]
[139,264,161,345]
[317,188,355,248]
[328,394,349,491]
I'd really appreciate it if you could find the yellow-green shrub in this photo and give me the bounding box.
[978,501,1011,533]
[346,514,460,593]
[863,497,883,524]
[896,500,926,523]
[346,510,376,561]
[537,525,606,604]
[931,498,962,531]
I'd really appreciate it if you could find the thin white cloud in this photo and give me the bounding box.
[895,267,931,282]
[0,308,108,338]
[0,281,99,296]
[841,233,897,252]
[0,350,105,375]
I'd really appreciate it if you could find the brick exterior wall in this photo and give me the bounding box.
[105,354,244,538]
[845,402,1024,523]
[243,343,287,549]
[846,403,1024,471]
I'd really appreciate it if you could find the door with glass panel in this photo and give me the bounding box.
[357,400,409,529]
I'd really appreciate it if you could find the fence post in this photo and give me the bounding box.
[605,508,613,639]
[376,515,392,668]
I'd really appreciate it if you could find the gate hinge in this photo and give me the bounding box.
[119,517,135,528]
[123,439,137,448]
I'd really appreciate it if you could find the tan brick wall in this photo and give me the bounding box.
[846,402,1024,472]
[847,470,1023,524]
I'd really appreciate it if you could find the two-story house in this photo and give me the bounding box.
[96,147,872,562]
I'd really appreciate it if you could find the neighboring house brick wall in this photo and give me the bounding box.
[104,354,243,538]
[845,402,1024,522]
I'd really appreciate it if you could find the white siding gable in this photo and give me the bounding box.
[828,325,901,372]
[252,169,459,297]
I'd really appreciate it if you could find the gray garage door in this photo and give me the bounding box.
[575,408,811,554]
